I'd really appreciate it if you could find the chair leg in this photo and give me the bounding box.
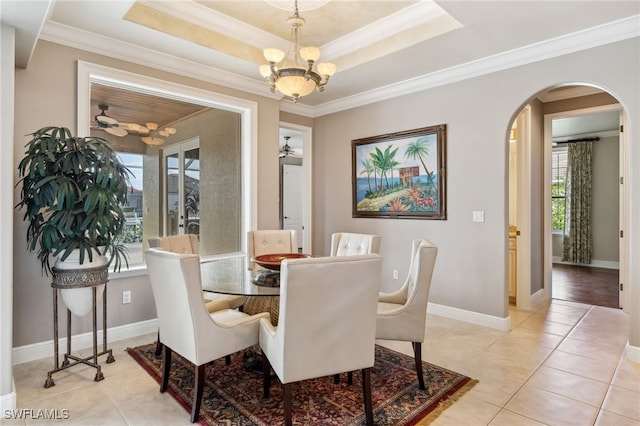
[284,382,293,426]
[225,354,231,365]
[191,364,205,423]
[413,341,425,390]
[160,346,172,393]
[361,368,374,426]
[334,372,353,385]
[155,331,163,356]
[262,351,271,398]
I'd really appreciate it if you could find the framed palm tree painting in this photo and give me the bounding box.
[352,124,447,219]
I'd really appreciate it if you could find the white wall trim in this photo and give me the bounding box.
[0,382,16,412]
[552,257,619,270]
[310,14,640,117]
[279,121,313,254]
[41,21,279,102]
[427,303,511,331]
[626,343,640,364]
[12,319,158,366]
[530,288,547,308]
[40,13,639,118]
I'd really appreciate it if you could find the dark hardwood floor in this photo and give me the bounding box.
[552,263,620,309]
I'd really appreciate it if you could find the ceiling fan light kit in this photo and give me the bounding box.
[260,0,336,103]
[140,136,165,146]
[92,104,176,145]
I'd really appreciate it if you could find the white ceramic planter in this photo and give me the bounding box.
[54,250,108,317]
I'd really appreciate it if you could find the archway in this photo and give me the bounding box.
[508,84,628,311]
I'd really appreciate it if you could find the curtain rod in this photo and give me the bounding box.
[553,137,600,144]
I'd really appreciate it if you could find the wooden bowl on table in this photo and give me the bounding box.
[252,253,311,271]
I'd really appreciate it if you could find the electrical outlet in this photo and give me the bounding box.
[122,290,131,304]
[392,269,399,280]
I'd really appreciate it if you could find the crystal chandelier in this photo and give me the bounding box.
[259,0,336,103]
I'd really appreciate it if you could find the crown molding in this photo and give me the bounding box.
[140,0,288,52]
[321,1,448,61]
[40,14,639,118]
[39,20,280,101]
[307,14,640,118]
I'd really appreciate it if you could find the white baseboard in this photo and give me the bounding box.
[427,302,511,331]
[0,379,16,411]
[626,343,640,364]
[530,288,547,307]
[552,257,619,269]
[12,319,158,365]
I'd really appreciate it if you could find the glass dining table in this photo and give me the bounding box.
[200,255,282,324]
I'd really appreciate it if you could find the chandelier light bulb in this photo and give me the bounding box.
[317,62,336,77]
[300,46,321,62]
[264,48,285,64]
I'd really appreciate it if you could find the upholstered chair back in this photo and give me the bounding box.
[330,232,381,256]
[146,236,245,312]
[148,234,199,254]
[145,248,266,364]
[260,254,381,384]
[376,239,438,343]
[247,229,298,269]
[145,248,268,422]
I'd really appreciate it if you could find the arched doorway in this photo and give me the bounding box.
[508,84,628,311]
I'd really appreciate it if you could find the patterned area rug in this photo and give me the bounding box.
[127,343,476,425]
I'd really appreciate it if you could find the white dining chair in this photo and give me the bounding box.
[376,238,438,390]
[145,248,269,423]
[330,232,381,256]
[330,232,381,384]
[259,254,381,426]
[148,235,245,357]
[245,229,298,324]
[246,229,299,270]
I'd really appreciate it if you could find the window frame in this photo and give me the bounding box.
[551,145,568,234]
[77,62,258,278]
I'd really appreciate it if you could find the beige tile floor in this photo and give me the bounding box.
[7,299,639,425]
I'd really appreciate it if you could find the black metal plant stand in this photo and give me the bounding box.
[44,266,115,388]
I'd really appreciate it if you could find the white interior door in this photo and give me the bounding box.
[283,164,303,250]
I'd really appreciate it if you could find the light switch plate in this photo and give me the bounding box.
[472,211,485,222]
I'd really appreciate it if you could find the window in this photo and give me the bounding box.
[551,146,568,231]
[117,152,144,265]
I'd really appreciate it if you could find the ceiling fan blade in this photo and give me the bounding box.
[95,115,118,126]
[119,123,150,134]
[105,127,128,137]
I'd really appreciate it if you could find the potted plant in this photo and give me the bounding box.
[16,126,132,316]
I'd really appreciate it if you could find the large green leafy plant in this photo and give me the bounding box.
[16,126,132,275]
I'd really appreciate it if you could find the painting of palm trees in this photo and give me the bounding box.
[352,125,446,219]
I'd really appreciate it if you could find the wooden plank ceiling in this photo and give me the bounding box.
[90,84,207,131]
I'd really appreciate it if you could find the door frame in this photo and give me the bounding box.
[542,103,624,303]
[279,121,312,254]
[162,137,200,236]
[515,106,533,309]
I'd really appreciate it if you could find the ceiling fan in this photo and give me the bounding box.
[92,104,134,137]
[92,104,176,144]
[279,136,294,157]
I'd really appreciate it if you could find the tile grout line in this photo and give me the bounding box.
[495,305,594,412]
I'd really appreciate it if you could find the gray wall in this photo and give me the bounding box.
[311,39,639,324]
[11,38,640,350]
[12,41,281,347]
